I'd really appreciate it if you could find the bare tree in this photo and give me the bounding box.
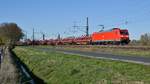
[0,23,24,48]
[140,33,150,46]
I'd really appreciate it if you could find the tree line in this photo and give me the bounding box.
[130,33,150,46]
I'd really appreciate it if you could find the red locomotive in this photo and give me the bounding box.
[91,28,130,45]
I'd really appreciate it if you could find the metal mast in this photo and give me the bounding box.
[32,28,34,47]
[86,17,89,36]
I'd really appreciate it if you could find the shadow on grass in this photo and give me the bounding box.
[11,50,46,84]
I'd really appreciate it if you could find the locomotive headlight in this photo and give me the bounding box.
[126,36,129,37]
[121,35,129,38]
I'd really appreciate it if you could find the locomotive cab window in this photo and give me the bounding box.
[120,30,129,35]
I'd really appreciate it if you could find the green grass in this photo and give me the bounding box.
[13,46,150,84]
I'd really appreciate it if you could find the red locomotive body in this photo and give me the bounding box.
[91,28,130,44]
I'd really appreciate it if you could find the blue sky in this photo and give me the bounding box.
[0,0,150,40]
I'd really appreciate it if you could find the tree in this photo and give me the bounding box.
[140,33,150,46]
[129,39,140,45]
[0,23,24,48]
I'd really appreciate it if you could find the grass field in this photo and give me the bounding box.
[14,46,150,84]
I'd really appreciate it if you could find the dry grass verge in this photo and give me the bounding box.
[0,47,21,84]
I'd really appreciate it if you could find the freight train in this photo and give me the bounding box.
[18,28,130,45]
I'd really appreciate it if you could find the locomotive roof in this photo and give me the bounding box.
[99,28,120,32]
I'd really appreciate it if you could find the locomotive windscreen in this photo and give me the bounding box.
[120,30,129,35]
